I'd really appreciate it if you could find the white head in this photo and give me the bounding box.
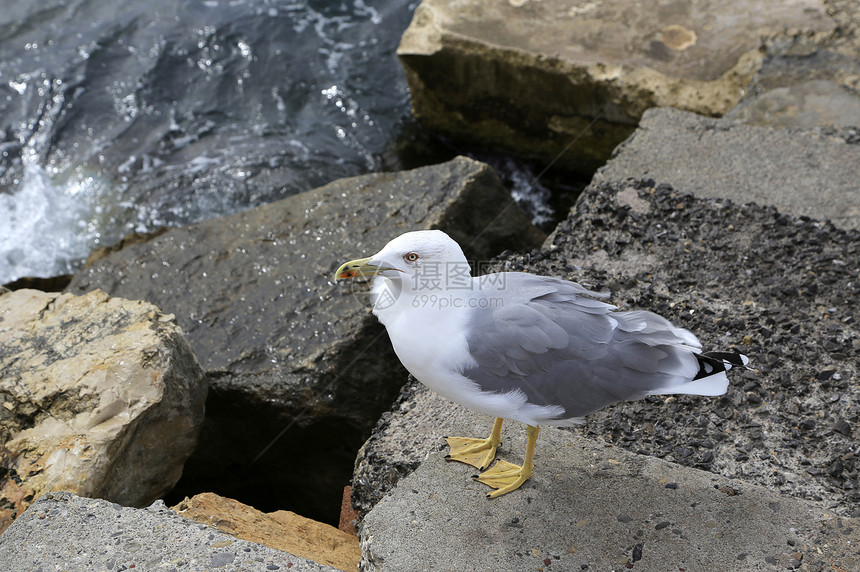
[372,230,468,276]
[335,230,472,303]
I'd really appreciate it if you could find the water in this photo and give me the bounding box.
[0,0,564,285]
[0,163,112,278]
[0,0,418,283]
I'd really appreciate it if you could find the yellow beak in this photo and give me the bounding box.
[334,257,397,281]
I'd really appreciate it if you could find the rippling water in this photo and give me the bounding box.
[0,0,418,283]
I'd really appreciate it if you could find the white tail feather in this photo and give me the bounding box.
[644,371,730,397]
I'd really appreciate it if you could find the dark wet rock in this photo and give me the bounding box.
[66,156,544,522]
[1,275,73,292]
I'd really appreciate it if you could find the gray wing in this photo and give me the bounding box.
[462,272,702,419]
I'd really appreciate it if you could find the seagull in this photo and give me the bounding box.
[335,230,747,498]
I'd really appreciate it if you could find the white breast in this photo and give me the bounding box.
[372,280,566,425]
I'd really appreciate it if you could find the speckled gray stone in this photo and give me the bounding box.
[358,393,860,571]
[593,107,860,229]
[0,492,338,572]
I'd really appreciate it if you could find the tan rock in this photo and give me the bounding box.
[398,0,835,171]
[338,485,358,536]
[725,79,860,128]
[172,492,360,571]
[0,289,206,531]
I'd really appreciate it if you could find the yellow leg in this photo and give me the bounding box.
[445,417,503,470]
[474,425,539,499]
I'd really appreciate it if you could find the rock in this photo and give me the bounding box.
[0,491,338,571]
[357,395,860,571]
[338,485,359,535]
[736,0,860,129]
[532,180,860,512]
[352,381,447,516]
[593,107,860,229]
[172,493,360,571]
[66,156,544,522]
[397,0,835,172]
[0,289,206,532]
[1,274,72,292]
[726,79,860,128]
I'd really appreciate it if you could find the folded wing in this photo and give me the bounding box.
[461,273,730,421]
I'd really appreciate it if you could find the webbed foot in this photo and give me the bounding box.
[473,459,532,498]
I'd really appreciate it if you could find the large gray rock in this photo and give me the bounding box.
[594,107,860,229]
[544,181,858,513]
[0,492,338,572]
[358,394,860,571]
[0,289,206,532]
[397,0,835,172]
[66,156,544,521]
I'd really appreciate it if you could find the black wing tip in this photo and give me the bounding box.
[702,350,750,367]
[694,350,750,380]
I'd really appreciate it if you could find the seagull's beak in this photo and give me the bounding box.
[334,257,398,281]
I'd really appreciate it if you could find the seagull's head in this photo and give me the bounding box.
[334,230,470,290]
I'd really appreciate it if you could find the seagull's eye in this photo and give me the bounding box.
[404,252,419,263]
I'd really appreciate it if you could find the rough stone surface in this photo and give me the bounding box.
[66,156,544,522]
[0,289,206,532]
[358,394,860,571]
[539,182,858,513]
[0,492,339,572]
[397,0,835,171]
[352,381,453,517]
[735,0,860,127]
[173,493,361,571]
[338,486,359,535]
[726,79,860,128]
[594,107,860,229]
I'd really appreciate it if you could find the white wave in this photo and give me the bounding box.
[0,164,111,283]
